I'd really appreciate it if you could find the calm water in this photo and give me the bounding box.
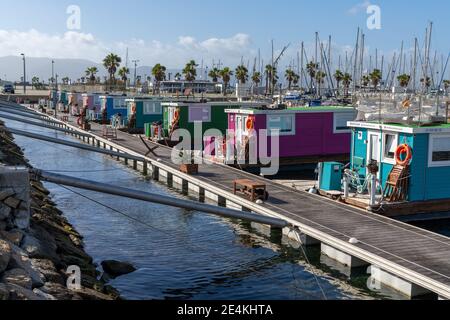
[5,115,447,300]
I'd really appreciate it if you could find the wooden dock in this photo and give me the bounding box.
[13,108,450,299]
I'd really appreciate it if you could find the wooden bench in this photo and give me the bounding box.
[233,179,268,202]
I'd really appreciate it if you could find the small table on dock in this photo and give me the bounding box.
[233,179,268,202]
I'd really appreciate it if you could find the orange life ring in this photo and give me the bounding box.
[246,118,255,131]
[402,99,411,108]
[395,144,412,166]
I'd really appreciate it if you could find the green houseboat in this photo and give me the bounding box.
[162,101,267,147]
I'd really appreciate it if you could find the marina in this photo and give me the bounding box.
[1,100,449,299]
[1,2,450,305]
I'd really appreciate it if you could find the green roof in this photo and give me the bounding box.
[287,105,354,112]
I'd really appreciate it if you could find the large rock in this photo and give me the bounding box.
[101,260,136,278]
[6,283,44,300]
[21,233,58,262]
[0,203,12,220]
[0,189,15,201]
[1,268,33,290]
[0,229,24,246]
[31,259,64,285]
[39,282,81,300]
[8,244,45,288]
[0,239,12,273]
[0,283,9,300]
[33,288,57,300]
[13,210,30,230]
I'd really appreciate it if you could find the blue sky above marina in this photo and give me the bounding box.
[0,0,448,68]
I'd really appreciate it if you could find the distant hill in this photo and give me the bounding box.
[0,56,183,83]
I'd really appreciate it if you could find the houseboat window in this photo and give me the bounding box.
[113,99,126,109]
[429,135,450,166]
[267,114,295,136]
[189,105,211,123]
[143,102,162,115]
[334,112,355,133]
[383,134,398,161]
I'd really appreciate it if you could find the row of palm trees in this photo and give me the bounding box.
[71,53,450,96]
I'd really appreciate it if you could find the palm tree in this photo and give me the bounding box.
[85,67,98,83]
[252,72,262,89]
[174,73,182,81]
[362,75,370,89]
[285,69,297,90]
[315,71,326,96]
[152,63,167,93]
[265,64,278,94]
[342,73,352,97]
[183,60,198,82]
[397,74,411,92]
[334,70,344,95]
[118,67,130,83]
[235,65,249,84]
[208,68,221,83]
[420,77,431,92]
[103,53,122,84]
[31,76,40,90]
[61,77,70,85]
[443,80,450,95]
[219,67,233,96]
[306,62,319,93]
[369,69,382,91]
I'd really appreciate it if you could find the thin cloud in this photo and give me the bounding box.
[348,0,372,15]
[0,29,255,68]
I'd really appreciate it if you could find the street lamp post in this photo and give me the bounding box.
[54,74,58,118]
[20,53,26,95]
[132,60,139,87]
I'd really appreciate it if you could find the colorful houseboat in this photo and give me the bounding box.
[223,106,356,166]
[338,120,450,216]
[82,93,102,119]
[162,101,267,147]
[67,92,83,116]
[100,95,128,122]
[126,97,165,132]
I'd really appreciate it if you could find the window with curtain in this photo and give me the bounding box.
[384,134,397,160]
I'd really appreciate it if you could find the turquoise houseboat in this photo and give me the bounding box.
[126,97,165,130]
[100,95,128,121]
[319,118,450,216]
[348,121,450,202]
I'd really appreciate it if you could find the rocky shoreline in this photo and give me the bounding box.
[0,121,120,300]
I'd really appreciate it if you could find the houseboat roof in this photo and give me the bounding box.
[225,105,356,115]
[162,101,268,108]
[99,94,128,99]
[348,121,450,134]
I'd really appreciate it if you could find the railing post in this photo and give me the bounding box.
[370,174,377,207]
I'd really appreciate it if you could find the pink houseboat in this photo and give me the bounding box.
[82,93,102,120]
[222,106,357,166]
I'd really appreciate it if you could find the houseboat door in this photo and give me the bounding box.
[367,131,381,177]
[235,115,248,146]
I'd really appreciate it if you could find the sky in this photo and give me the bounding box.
[0,0,449,70]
